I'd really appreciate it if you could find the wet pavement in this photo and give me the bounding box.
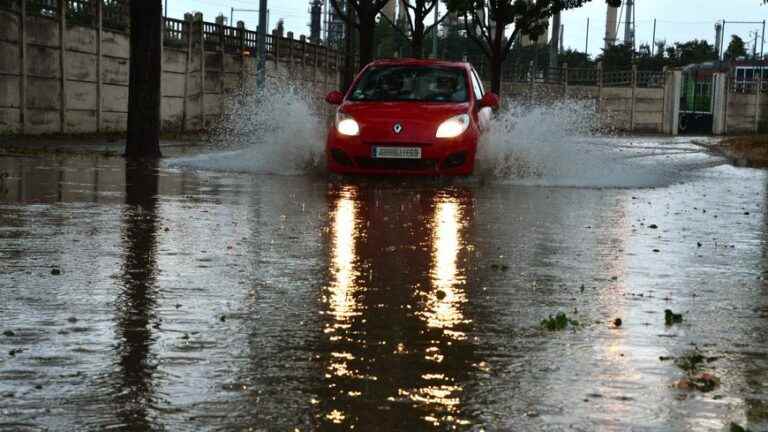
[0,138,767,431]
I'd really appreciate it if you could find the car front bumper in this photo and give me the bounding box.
[326,129,478,176]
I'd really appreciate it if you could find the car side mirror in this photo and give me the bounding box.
[325,91,344,105]
[479,92,500,110]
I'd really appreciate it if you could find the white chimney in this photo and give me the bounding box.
[605,4,618,50]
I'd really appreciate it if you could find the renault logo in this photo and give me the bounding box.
[393,123,403,134]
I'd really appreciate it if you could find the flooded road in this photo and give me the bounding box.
[0,137,767,431]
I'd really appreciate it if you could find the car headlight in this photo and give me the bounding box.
[435,114,470,138]
[335,112,360,136]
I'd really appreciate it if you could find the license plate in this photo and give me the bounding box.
[372,146,421,159]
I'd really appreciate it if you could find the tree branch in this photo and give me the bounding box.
[462,10,491,58]
[424,9,450,35]
[378,11,411,41]
[329,0,360,28]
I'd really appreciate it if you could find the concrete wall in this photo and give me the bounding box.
[724,91,768,135]
[0,7,341,135]
[500,75,666,133]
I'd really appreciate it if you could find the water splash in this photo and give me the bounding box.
[476,100,708,188]
[166,83,326,175]
[166,84,718,188]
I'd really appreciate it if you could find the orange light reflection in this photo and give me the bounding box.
[424,199,468,338]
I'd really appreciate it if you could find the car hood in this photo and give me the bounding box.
[341,101,470,143]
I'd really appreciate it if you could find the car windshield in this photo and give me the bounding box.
[348,66,468,102]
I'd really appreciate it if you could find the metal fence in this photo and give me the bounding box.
[0,0,341,66]
[496,64,665,88]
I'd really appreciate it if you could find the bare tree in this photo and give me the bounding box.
[381,0,450,58]
[447,0,621,94]
[329,0,391,69]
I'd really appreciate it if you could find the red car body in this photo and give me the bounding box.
[325,59,499,176]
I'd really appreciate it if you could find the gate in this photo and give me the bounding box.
[679,72,714,134]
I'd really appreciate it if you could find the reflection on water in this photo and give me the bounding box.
[113,161,160,428]
[326,186,362,334]
[424,198,468,339]
[317,185,476,430]
[2,145,768,431]
[323,186,361,426]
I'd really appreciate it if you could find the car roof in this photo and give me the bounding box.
[366,58,471,70]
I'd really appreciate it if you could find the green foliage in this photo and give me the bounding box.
[730,423,753,432]
[540,312,579,331]
[667,39,717,65]
[674,350,704,373]
[664,309,683,325]
[725,35,747,60]
[596,43,633,69]
[558,49,592,68]
[594,39,715,71]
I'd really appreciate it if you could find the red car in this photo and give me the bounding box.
[324,58,499,176]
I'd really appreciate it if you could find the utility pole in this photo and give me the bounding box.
[651,18,656,56]
[585,17,589,55]
[257,0,268,87]
[125,0,162,158]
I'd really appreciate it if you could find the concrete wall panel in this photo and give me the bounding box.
[0,41,20,74]
[27,45,59,77]
[26,77,60,109]
[204,72,221,92]
[67,81,97,110]
[163,48,187,73]
[65,109,96,132]
[66,25,97,53]
[0,76,21,107]
[205,52,222,70]
[102,84,128,112]
[26,108,60,133]
[224,54,241,73]
[162,96,183,129]
[26,16,59,47]
[203,93,222,114]
[635,111,662,124]
[102,111,127,131]
[635,88,663,99]
[102,56,128,84]
[601,87,632,99]
[0,11,19,42]
[0,108,21,133]
[66,50,97,81]
[102,30,129,59]
[162,72,186,97]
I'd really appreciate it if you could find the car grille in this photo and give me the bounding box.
[355,157,438,171]
[366,142,433,148]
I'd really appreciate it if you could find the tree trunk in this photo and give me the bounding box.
[342,7,356,91]
[358,13,376,68]
[412,19,425,58]
[490,54,502,94]
[125,0,162,159]
[487,20,508,95]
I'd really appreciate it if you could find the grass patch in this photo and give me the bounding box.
[730,423,753,432]
[541,312,579,331]
[715,135,768,167]
[664,309,683,325]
